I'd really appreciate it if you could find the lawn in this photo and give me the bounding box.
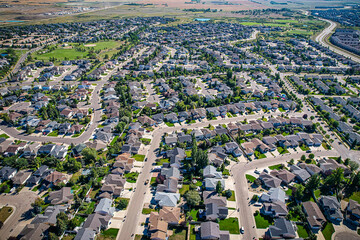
[110,135,119,146]
[269,164,283,170]
[156,158,169,166]
[0,134,9,139]
[48,130,59,137]
[125,172,139,183]
[347,191,360,204]
[99,228,119,240]
[179,184,189,195]
[72,128,85,138]
[285,188,292,196]
[314,189,321,199]
[168,227,187,240]
[141,138,151,145]
[322,222,335,240]
[189,209,199,221]
[254,212,272,229]
[297,225,309,238]
[0,206,13,223]
[142,208,156,215]
[219,218,240,234]
[227,190,236,201]
[150,177,157,186]
[246,174,256,183]
[190,225,197,240]
[165,122,175,127]
[115,198,129,210]
[300,144,310,151]
[254,150,266,159]
[277,147,289,154]
[133,154,145,162]
[322,142,332,150]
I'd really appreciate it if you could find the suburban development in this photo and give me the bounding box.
[0,0,359,240]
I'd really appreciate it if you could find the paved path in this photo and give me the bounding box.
[315,18,360,64]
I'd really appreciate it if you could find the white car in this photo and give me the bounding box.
[240,227,244,234]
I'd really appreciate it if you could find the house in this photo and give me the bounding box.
[95,198,115,216]
[148,216,168,240]
[345,200,360,226]
[303,201,326,231]
[50,145,68,159]
[18,223,50,240]
[138,115,156,126]
[38,144,55,155]
[157,177,178,193]
[43,171,70,187]
[290,165,311,182]
[73,143,87,156]
[27,165,53,185]
[82,213,112,233]
[74,228,97,240]
[261,201,288,218]
[270,169,295,185]
[260,188,287,203]
[0,166,17,181]
[319,196,343,223]
[200,221,230,240]
[47,187,73,205]
[203,165,222,179]
[203,191,227,207]
[31,205,68,226]
[205,202,228,221]
[204,178,225,191]
[23,143,41,157]
[258,172,282,189]
[101,174,126,197]
[12,170,32,185]
[265,218,296,239]
[154,192,180,207]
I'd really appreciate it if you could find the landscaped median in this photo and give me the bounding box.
[0,206,13,225]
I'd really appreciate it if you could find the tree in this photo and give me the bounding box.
[118,199,128,210]
[216,181,223,194]
[81,147,97,164]
[349,161,359,171]
[301,155,306,161]
[309,153,314,160]
[221,134,230,144]
[289,159,295,165]
[293,184,305,201]
[185,190,201,207]
[305,174,321,193]
[224,189,232,199]
[324,168,344,197]
[56,212,69,235]
[32,197,45,214]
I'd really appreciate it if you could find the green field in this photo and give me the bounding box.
[287,30,313,36]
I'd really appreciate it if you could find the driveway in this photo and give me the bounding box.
[333,232,360,240]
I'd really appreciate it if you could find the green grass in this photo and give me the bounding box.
[142,208,157,215]
[185,150,191,158]
[227,190,236,201]
[246,174,256,183]
[150,177,157,186]
[226,112,232,118]
[322,222,335,240]
[269,164,283,170]
[347,192,360,204]
[314,189,321,199]
[48,130,59,137]
[219,218,240,234]
[189,209,199,221]
[168,227,187,240]
[165,122,175,127]
[287,30,313,36]
[278,107,286,112]
[110,135,119,146]
[125,172,139,183]
[190,225,196,240]
[322,142,332,150]
[133,154,145,162]
[0,134,9,139]
[140,138,151,145]
[297,225,309,238]
[179,184,189,195]
[156,158,169,166]
[254,212,272,229]
[286,188,292,196]
[72,128,85,138]
[300,144,310,151]
[254,150,266,159]
[101,228,119,238]
[0,207,13,223]
[277,147,289,154]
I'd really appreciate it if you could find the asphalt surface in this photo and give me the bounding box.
[334,232,360,240]
[0,190,39,239]
[315,19,360,64]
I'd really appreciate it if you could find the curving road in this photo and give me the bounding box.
[315,18,360,64]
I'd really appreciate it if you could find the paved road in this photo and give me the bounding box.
[117,110,303,239]
[231,150,339,240]
[315,19,360,64]
[334,232,360,240]
[0,48,147,145]
[0,190,39,239]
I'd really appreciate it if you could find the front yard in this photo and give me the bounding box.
[254,211,273,229]
[133,154,145,162]
[322,222,335,240]
[125,172,139,183]
[219,217,240,234]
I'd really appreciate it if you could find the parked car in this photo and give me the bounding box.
[240,227,244,234]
